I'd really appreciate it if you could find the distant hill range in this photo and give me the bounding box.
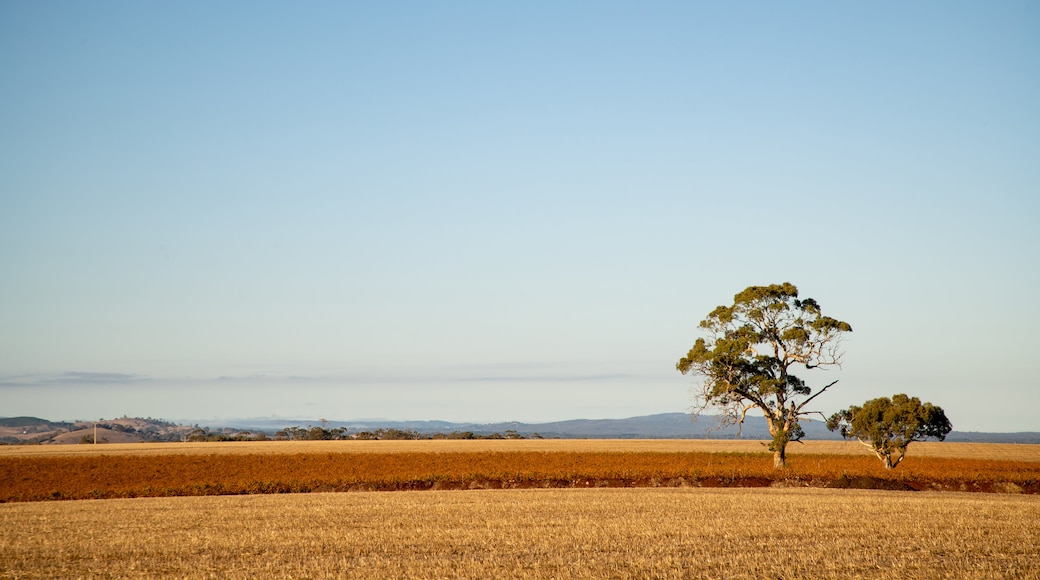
[0,416,190,445]
[225,413,1040,444]
[3,413,1038,444]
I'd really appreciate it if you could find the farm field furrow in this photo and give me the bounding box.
[2,488,1038,579]
[2,447,1038,503]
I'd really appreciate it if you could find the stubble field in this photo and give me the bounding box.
[2,488,1039,579]
[2,440,1039,578]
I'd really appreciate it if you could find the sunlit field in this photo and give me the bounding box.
[3,438,1038,459]
[2,441,1039,578]
[2,487,1038,579]
[2,440,1038,502]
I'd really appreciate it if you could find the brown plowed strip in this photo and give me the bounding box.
[3,451,1038,502]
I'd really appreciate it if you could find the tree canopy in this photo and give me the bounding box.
[827,394,952,469]
[677,282,852,468]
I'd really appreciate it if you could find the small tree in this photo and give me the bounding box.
[677,282,852,468]
[827,394,952,469]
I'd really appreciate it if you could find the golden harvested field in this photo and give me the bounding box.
[3,438,1039,460]
[2,488,1038,579]
[2,441,1038,578]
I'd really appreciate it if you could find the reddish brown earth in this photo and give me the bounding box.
[2,451,1037,502]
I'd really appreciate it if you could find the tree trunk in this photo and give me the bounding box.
[767,416,790,469]
[886,447,906,469]
[876,446,906,469]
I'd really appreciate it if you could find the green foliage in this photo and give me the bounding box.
[185,428,222,442]
[274,426,348,440]
[677,283,852,468]
[353,428,422,440]
[827,394,952,469]
[435,431,477,440]
[373,428,421,440]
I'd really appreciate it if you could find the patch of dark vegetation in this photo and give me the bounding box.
[824,476,916,491]
[5,475,1038,502]
[0,417,73,429]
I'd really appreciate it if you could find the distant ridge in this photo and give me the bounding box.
[0,416,72,429]
[4,414,1036,444]
[0,416,187,444]
[221,413,1040,444]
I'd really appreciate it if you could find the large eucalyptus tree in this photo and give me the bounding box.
[677,283,852,468]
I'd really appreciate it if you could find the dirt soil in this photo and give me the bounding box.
[3,446,1037,502]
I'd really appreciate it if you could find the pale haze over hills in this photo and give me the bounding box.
[1,3,1037,432]
[4,414,1037,445]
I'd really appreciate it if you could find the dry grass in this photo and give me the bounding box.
[3,438,1038,461]
[1,487,1038,579]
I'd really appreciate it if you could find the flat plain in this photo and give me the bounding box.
[2,440,1039,578]
[3,438,1038,459]
[2,487,1039,579]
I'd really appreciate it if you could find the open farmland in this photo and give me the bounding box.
[4,440,1035,459]
[2,488,1039,579]
[1,440,1038,502]
[4,438,1040,459]
[1,441,1038,578]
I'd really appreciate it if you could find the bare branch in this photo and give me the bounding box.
[853,439,872,450]
[733,403,759,437]
[795,380,839,412]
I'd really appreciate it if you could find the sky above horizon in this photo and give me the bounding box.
[2,2,1038,432]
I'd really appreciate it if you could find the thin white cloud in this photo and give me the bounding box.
[216,374,326,383]
[458,373,630,383]
[0,372,150,387]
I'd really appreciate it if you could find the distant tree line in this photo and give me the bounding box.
[271,427,540,441]
[2,418,547,446]
[165,426,547,442]
[184,427,269,442]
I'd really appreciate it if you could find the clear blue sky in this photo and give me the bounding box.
[2,2,1037,431]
